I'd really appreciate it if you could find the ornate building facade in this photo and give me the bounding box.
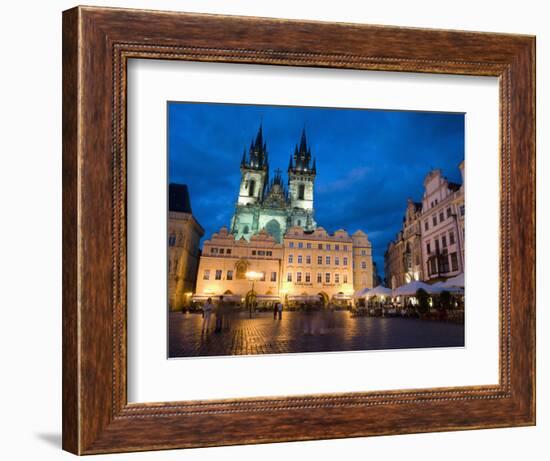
[194,227,283,305]
[168,184,204,310]
[230,125,317,243]
[384,162,465,288]
[193,123,373,307]
[384,199,423,289]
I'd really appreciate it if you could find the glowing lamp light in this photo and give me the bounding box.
[245,271,263,281]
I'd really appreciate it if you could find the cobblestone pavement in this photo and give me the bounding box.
[168,311,464,358]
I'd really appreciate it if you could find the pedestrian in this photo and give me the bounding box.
[201,297,214,334]
[273,303,278,320]
[214,295,225,333]
[277,301,283,320]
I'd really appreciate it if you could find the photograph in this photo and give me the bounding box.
[167,102,466,358]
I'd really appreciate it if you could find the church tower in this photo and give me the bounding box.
[237,124,269,206]
[288,128,316,230]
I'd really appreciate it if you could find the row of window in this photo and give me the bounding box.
[423,204,464,231]
[426,230,457,255]
[203,269,277,282]
[287,272,349,284]
[288,241,350,251]
[209,247,232,255]
[427,252,460,276]
[208,247,274,257]
[287,254,349,266]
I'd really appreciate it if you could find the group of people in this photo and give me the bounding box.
[272,302,283,320]
[201,296,233,335]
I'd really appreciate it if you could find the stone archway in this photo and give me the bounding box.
[264,219,282,243]
[318,291,329,306]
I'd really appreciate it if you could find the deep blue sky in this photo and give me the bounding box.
[168,102,464,280]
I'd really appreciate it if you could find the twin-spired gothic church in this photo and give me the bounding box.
[230,124,317,243]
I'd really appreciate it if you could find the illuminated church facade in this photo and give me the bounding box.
[230,125,317,243]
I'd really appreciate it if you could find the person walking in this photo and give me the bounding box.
[277,301,283,320]
[214,296,225,333]
[273,303,278,320]
[201,297,214,334]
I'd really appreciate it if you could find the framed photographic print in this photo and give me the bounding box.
[62,6,535,455]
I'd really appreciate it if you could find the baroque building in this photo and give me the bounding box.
[384,162,465,288]
[192,123,373,308]
[384,199,423,289]
[230,125,317,243]
[168,184,204,310]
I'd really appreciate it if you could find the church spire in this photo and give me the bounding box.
[241,147,246,166]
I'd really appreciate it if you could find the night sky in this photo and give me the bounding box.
[168,102,464,280]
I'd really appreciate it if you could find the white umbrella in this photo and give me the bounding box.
[354,287,370,298]
[393,280,443,296]
[445,272,465,288]
[432,281,464,294]
[365,285,392,297]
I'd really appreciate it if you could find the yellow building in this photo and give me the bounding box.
[194,227,283,307]
[352,230,374,293]
[168,184,204,311]
[281,226,357,306]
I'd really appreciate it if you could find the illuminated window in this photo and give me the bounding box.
[271,272,277,282]
[260,272,266,281]
[227,270,233,281]
[215,270,222,280]
[203,270,210,280]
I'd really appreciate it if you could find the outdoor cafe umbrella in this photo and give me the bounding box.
[432,281,465,294]
[353,287,370,298]
[444,272,465,288]
[365,285,392,298]
[393,280,443,297]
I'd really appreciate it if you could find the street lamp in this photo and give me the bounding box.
[245,270,262,318]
